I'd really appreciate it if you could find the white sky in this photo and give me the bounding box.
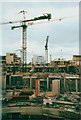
[0,2,79,63]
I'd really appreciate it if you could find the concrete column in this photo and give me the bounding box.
[52,80,60,95]
[76,79,78,94]
[35,79,40,96]
[47,77,49,90]
[30,76,32,89]
[4,75,6,89]
[9,75,11,86]
[0,76,2,91]
[3,75,6,89]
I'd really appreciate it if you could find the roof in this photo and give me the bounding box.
[73,55,81,58]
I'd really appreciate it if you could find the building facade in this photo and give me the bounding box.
[32,55,45,65]
[6,53,21,65]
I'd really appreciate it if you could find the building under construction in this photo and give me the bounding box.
[1,52,81,95]
[0,11,81,120]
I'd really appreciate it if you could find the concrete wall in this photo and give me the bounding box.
[6,53,14,64]
[52,80,60,95]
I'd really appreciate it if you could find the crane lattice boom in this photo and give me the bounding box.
[8,11,52,71]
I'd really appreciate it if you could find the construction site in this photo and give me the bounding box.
[0,9,81,120]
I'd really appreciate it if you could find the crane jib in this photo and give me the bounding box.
[22,14,52,22]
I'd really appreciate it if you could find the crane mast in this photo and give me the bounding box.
[12,10,27,70]
[45,35,49,64]
[21,10,27,68]
[22,24,27,67]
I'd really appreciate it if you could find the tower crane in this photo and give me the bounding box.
[2,11,51,71]
[45,35,49,64]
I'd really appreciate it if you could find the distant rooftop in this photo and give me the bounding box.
[0,56,6,60]
[73,55,81,57]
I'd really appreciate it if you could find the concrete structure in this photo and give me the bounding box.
[5,73,80,93]
[6,53,21,65]
[72,55,81,65]
[0,56,6,64]
[52,80,60,95]
[2,74,6,90]
[1,53,80,74]
[35,79,40,96]
[0,56,6,72]
[50,59,70,66]
[6,53,14,64]
[32,55,45,65]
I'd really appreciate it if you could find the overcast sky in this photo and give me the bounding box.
[0,2,79,63]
